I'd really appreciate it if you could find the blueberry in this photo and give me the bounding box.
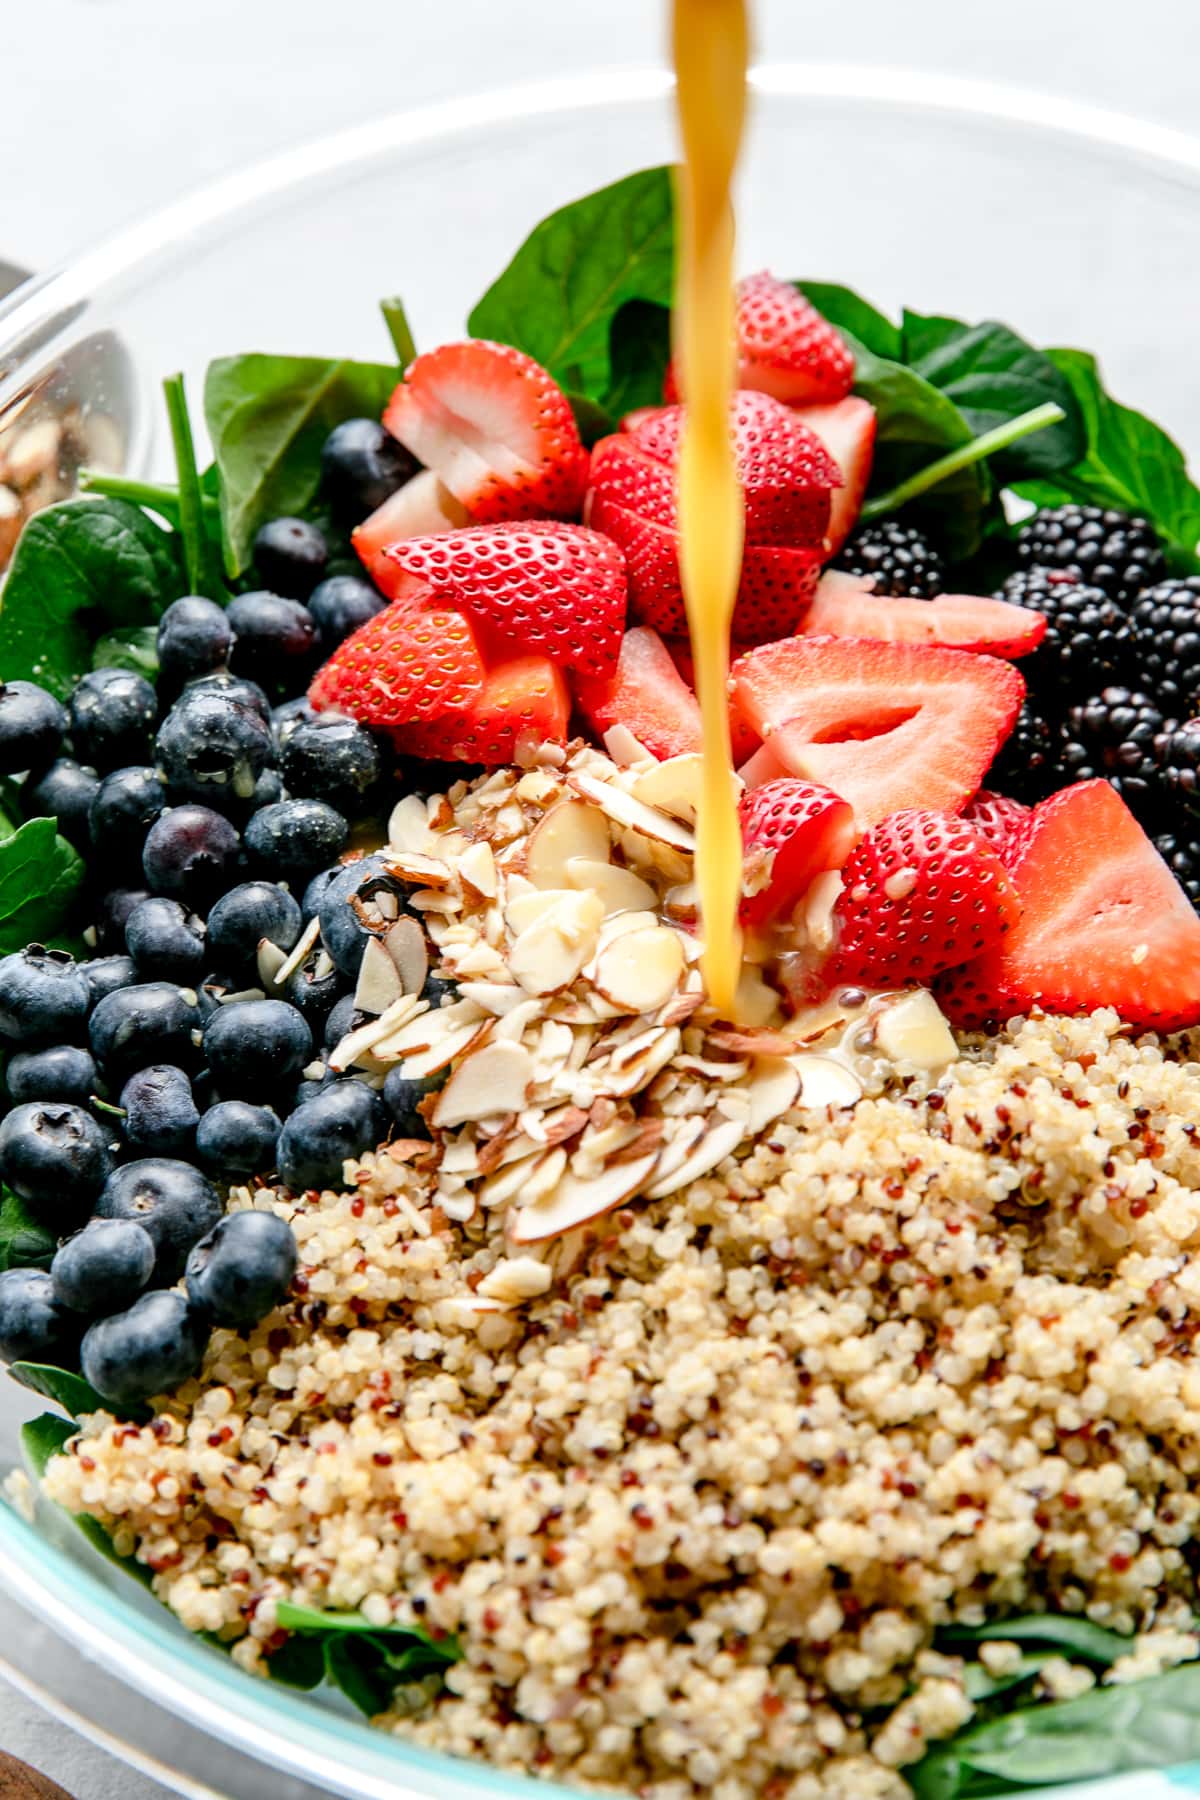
[81,1290,209,1408]
[282,713,381,817]
[124,896,207,982]
[51,1218,156,1315]
[320,419,419,525]
[0,1102,114,1222]
[0,947,90,1044]
[422,971,456,1010]
[120,1064,199,1157]
[207,882,302,974]
[94,1158,222,1284]
[195,1100,281,1177]
[285,959,345,1032]
[89,982,201,1084]
[228,591,318,689]
[186,1211,297,1329]
[22,757,100,850]
[381,1069,436,1139]
[89,765,166,857]
[203,1000,313,1097]
[249,766,284,811]
[307,574,385,650]
[302,865,339,923]
[322,992,362,1050]
[276,1079,387,1192]
[68,668,157,770]
[156,596,234,693]
[316,856,403,978]
[0,680,67,775]
[0,1268,81,1366]
[142,805,241,905]
[252,518,329,599]
[270,696,317,752]
[244,800,349,884]
[184,671,272,724]
[79,953,137,1007]
[93,889,152,953]
[6,1044,97,1107]
[155,686,275,809]
[291,1067,337,1110]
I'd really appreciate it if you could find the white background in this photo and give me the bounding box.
[3,1,1200,1794]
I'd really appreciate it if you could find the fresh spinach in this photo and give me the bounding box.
[21,1410,157,1588]
[0,1190,56,1272]
[0,818,85,954]
[604,298,673,421]
[10,1362,107,1418]
[940,1613,1132,1668]
[468,166,675,415]
[797,281,903,359]
[380,296,417,368]
[273,1599,461,1717]
[0,497,183,698]
[163,372,222,600]
[204,354,400,575]
[93,625,159,678]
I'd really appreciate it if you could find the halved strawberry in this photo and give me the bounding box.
[575,625,701,760]
[393,654,569,765]
[729,636,1025,827]
[739,778,856,928]
[587,434,676,527]
[802,570,1047,658]
[830,808,1021,987]
[936,780,1200,1033]
[352,471,469,581]
[664,274,855,408]
[790,398,877,554]
[665,635,760,764]
[961,790,1032,855]
[309,602,485,729]
[375,521,625,682]
[383,340,589,523]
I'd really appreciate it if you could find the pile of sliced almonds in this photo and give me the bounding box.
[313,741,958,1271]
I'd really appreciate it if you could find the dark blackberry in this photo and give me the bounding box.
[1129,579,1200,717]
[1158,718,1200,817]
[1015,504,1165,604]
[1060,688,1169,822]
[997,569,1135,704]
[1154,827,1200,909]
[986,701,1064,804]
[833,520,943,598]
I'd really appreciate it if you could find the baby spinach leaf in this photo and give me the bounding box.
[93,625,159,678]
[467,166,675,411]
[941,1613,1132,1668]
[960,1653,1047,1704]
[604,298,673,421]
[0,818,85,955]
[204,354,399,575]
[0,498,183,698]
[266,1631,326,1691]
[0,1190,56,1272]
[10,1363,106,1419]
[795,280,902,360]
[21,1410,76,1476]
[273,1600,460,1715]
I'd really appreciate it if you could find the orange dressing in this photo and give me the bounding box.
[670,0,750,1016]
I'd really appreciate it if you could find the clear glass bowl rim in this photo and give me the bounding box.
[4,59,1200,1800]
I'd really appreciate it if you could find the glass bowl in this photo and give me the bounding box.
[3,64,1200,1800]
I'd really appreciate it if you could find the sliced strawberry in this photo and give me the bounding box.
[802,570,1047,658]
[383,339,589,524]
[664,274,855,408]
[961,790,1032,855]
[575,625,702,760]
[309,601,485,729]
[394,654,569,765]
[830,808,1021,987]
[729,636,1025,827]
[936,780,1200,1033]
[376,521,625,682]
[587,435,676,527]
[790,398,877,554]
[739,778,856,928]
[352,472,468,583]
[665,636,760,763]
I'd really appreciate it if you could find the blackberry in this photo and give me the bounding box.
[1155,827,1200,909]
[1060,688,1168,822]
[1159,718,1200,816]
[1015,504,1164,604]
[986,701,1064,804]
[1129,579,1200,717]
[997,569,1135,703]
[833,520,943,598]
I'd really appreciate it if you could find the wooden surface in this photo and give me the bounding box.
[0,1753,74,1800]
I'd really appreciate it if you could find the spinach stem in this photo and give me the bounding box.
[861,402,1066,520]
[380,296,417,367]
[77,469,222,526]
[162,374,216,598]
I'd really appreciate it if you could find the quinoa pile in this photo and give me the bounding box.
[40,1007,1200,1797]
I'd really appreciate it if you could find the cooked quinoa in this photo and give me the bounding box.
[41,1008,1200,1797]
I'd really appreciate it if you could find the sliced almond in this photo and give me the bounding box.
[525,799,611,889]
[271,915,322,988]
[799,870,844,953]
[602,723,657,767]
[385,850,455,889]
[792,1053,863,1110]
[374,997,484,1058]
[663,881,699,923]
[433,1040,535,1127]
[644,1115,708,1186]
[565,858,657,916]
[871,989,958,1072]
[354,936,405,1015]
[630,753,727,825]
[457,980,531,1017]
[742,1058,802,1134]
[568,771,696,854]
[505,888,573,937]
[385,915,429,995]
[707,1024,799,1058]
[509,1150,660,1244]
[256,938,288,992]
[388,795,437,855]
[458,839,498,899]
[327,993,424,1071]
[508,892,604,996]
[592,927,685,1013]
[477,1256,554,1304]
[642,1116,745,1198]
[596,1025,682,1098]
[733,964,783,1030]
[396,1020,492,1081]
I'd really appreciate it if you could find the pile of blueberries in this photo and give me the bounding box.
[0,418,445,1409]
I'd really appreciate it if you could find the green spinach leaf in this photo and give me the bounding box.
[795,281,902,360]
[20,1410,156,1586]
[0,498,183,698]
[10,1363,107,1418]
[941,1613,1132,1668]
[93,625,159,678]
[273,1599,460,1716]
[604,298,673,421]
[0,818,85,954]
[204,354,400,575]
[467,166,675,412]
[0,1190,56,1272]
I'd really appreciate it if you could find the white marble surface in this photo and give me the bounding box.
[3,1,1200,1794]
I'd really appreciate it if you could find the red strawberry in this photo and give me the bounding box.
[961,790,1032,855]
[830,808,1021,987]
[575,626,702,760]
[352,472,468,579]
[739,778,856,928]
[936,780,1200,1033]
[729,636,1025,827]
[790,398,877,554]
[665,636,760,764]
[372,521,625,682]
[802,570,1047,658]
[664,273,855,408]
[587,435,676,526]
[383,340,589,524]
[309,602,485,729]
[393,655,569,765]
